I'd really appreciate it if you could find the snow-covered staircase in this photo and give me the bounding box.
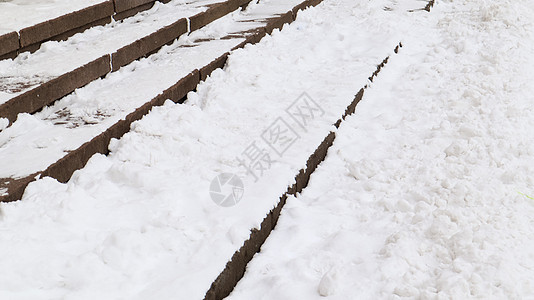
[0,1,435,299]
[0,0,323,203]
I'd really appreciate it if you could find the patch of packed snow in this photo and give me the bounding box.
[226,0,534,299]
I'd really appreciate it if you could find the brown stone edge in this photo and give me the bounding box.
[19,17,113,55]
[111,18,188,71]
[41,71,201,183]
[112,0,174,21]
[113,1,156,21]
[0,0,318,203]
[0,70,198,203]
[425,0,435,12]
[0,32,19,59]
[113,0,155,14]
[0,55,111,122]
[407,0,435,12]
[112,0,255,71]
[0,0,254,124]
[190,0,251,32]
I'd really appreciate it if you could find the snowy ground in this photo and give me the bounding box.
[227,0,534,299]
[2,0,534,299]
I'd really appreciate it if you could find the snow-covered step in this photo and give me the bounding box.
[206,50,403,299]
[0,0,416,297]
[0,0,109,38]
[0,0,321,203]
[0,0,111,59]
[0,0,250,124]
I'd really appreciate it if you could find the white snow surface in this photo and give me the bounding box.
[0,0,401,299]
[1,0,533,299]
[0,0,221,105]
[227,0,534,299]
[0,0,314,179]
[0,0,107,35]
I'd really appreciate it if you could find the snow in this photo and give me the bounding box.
[226,0,534,299]
[1,0,534,298]
[0,0,400,298]
[0,0,107,35]
[0,0,222,105]
[0,0,328,180]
